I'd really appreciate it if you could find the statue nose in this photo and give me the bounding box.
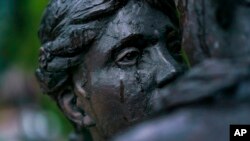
[154,47,181,88]
[156,65,179,88]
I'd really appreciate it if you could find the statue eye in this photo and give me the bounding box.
[115,47,140,66]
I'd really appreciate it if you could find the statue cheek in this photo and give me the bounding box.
[88,83,131,136]
[86,67,154,127]
[115,70,155,122]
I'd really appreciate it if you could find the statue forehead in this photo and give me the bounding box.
[109,1,170,37]
[92,0,171,53]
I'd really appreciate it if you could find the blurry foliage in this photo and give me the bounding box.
[0,0,74,138]
[0,0,47,70]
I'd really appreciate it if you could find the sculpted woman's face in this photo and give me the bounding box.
[70,1,183,139]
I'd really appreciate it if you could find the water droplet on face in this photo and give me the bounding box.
[119,68,125,80]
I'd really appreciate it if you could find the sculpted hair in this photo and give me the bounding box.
[36,0,179,98]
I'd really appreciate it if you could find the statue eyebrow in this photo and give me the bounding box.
[111,34,158,53]
[105,34,159,63]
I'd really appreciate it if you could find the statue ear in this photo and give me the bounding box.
[57,87,95,129]
[57,89,84,127]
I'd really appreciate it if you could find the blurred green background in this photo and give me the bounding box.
[0,0,74,140]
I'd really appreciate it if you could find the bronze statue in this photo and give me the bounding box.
[36,0,184,140]
[36,0,250,141]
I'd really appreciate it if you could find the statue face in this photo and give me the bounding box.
[72,1,182,139]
